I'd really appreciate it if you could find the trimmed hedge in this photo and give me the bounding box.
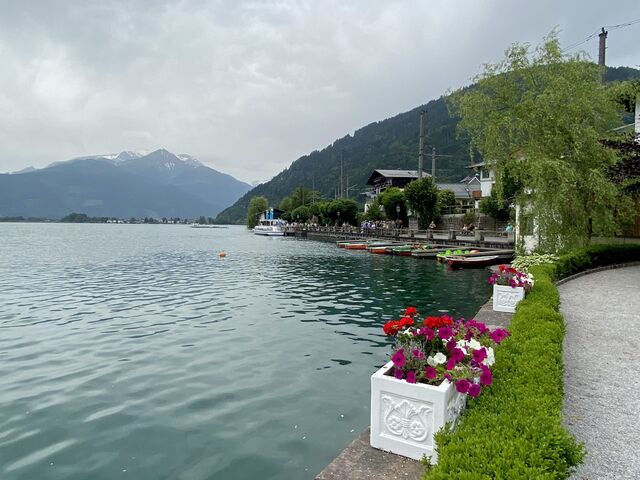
[423,244,640,479]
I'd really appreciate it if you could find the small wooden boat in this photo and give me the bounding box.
[390,245,417,256]
[337,239,363,248]
[446,255,501,269]
[344,242,368,250]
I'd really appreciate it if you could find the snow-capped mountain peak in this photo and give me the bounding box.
[177,154,204,168]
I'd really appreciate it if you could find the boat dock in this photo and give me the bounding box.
[284,225,514,250]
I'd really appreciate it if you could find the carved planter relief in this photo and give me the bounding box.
[492,285,525,313]
[370,361,465,462]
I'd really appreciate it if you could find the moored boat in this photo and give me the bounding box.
[446,255,501,269]
[344,242,368,250]
[253,219,285,236]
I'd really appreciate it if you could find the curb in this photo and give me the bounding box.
[555,261,640,286]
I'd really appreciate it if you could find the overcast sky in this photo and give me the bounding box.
[0,1,638,183]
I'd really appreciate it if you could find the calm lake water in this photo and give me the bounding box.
[0,224,491,480]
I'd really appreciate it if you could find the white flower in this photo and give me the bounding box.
[484,347,495,367]
[428,352,447,366]
[468,338,481,350]
[456,340,468,354]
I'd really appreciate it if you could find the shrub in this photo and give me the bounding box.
[511,253,559,272]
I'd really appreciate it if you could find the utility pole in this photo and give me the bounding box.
[418,110,425,178]
[312,176,315,205]
[431,146,436,181]
[345,174,349,199]
[340,152,344,198]
[598,27,608,83]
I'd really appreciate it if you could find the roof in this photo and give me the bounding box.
[436,183,481,198]
[374,169,420,178]
[467,162,486,168]
[365,169,431,186]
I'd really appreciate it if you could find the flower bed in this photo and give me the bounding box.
[381,309,509,396]
[371,309,509,461]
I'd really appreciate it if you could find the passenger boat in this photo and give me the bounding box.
[446,255,501,269]
[253,219,285,236]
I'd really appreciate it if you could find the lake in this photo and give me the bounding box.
[0,223,491,479]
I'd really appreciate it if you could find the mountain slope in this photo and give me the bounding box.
[215,66,640,224]
[0,160,218,219]
[118,149,251,213]
[0,149,252,219]
[215,95,469,224]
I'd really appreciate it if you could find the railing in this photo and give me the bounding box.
[285,225,514,244]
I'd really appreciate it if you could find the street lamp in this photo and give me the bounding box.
[337,210,341,227]
[396,204,400,228]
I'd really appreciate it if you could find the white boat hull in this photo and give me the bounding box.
[253,227,285,236]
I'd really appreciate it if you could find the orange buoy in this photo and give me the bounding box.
[218,251,227,258]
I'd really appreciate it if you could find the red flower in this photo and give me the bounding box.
[383,317,414,336]
[423,314,453,329]
[399,316,415,328]
[404,306,418,316]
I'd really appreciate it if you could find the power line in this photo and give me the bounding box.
[603,18,640,30]
[562,17,640,53]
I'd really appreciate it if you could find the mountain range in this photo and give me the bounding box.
[215,66,640,224]
[0,149,251,219]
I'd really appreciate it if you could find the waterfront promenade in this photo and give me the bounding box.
[560,265,640,480]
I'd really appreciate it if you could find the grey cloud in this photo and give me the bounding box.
[0,0,638,182]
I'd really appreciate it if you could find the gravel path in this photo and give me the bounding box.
[560,265,640,480]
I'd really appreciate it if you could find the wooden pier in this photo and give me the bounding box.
[284,225,514,250]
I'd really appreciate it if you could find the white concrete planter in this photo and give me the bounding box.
[370,361,466,462]
[492,285,525,313]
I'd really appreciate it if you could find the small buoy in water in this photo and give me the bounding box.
[218,251,227,258]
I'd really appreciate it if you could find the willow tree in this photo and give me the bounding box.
[246,196,268,229]
[448,32,629,252]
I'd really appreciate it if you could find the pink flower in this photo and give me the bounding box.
[411,348,425,360]
[438,326,453,340]
[425,366,437,380]
[450,348,465,362]
[472,348,487,363]
[391,349,406,367]
[455,379,470,393]
[490,329,509,344]
[480,365,492,386]
[468,383,481,397]
[394,368,404,379]
[406,371,417,384]
[446,357,458,370]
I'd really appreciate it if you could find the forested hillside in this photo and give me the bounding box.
[215,66,640,224]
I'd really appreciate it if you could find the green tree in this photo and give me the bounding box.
[278,196,293,212]
[363,197,385,221]
[479,189,512,221]
[437,189,456,215]
[291,205,312,223]
[379,187,407,224]
[325,199,359,225]
[448,31,629,252]
[246,196,269,229]
[403,178,439,228]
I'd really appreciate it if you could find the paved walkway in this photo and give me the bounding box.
[559,266,640,480]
